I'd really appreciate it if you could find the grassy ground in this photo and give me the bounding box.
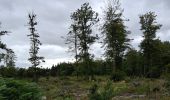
[37,76,170,100]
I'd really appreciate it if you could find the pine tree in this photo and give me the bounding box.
[101,0,130,72]
[27,12,45,82]
[139,12,162,76]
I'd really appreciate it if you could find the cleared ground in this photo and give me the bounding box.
[37,76,170,100]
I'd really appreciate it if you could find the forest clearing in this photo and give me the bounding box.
[0,0,170,100]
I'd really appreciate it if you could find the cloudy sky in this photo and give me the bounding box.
[0,0,169,68]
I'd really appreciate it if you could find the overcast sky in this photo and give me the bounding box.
[0,0,170,68]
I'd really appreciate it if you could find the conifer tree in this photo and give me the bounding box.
[27,12,45,82]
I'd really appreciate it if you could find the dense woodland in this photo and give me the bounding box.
[0,0,170,100]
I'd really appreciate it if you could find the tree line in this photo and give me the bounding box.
[0,0,170,81]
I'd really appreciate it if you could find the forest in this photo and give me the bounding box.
[0,0,170,100]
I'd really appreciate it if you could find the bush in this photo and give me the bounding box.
[110,70,126,82]
[100,81,114,100]
[0,77,42,100]
[89,84,100,100]
[162,72,170,94]
[89,81,114,100]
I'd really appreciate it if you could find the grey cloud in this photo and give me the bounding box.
[0,0,170,67]
[39,45,69,59]
[10,44,71,67]
[121,0,170,49]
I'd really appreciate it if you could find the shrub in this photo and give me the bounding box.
[110,70,126,82]
[163,72,170,94]
[0,77,42,100]
[100,81,114,100]
[89,84,100,100]
[89,81,114,100]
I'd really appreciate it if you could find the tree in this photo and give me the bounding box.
[4,49,16,67]
[150,40,170,77]
[66,24,79,61]
[27,12,45,82]
[0,23,9,62]
[66,19,79,77]
[123,49,143,76]
[71,2,99,79]
[101,0,130,72]
[139,12,162,76]
[161,41,170,67]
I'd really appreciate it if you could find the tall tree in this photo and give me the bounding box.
[66,24,79,63]
[139,12,162,76]
[71,2,99,78]
[101,0,130,72]
[0,23,11,64]
[27,12,45,82]
[66,22,79,77]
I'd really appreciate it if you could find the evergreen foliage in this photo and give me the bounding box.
[27,12,45,82]
[0,78,42,100]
